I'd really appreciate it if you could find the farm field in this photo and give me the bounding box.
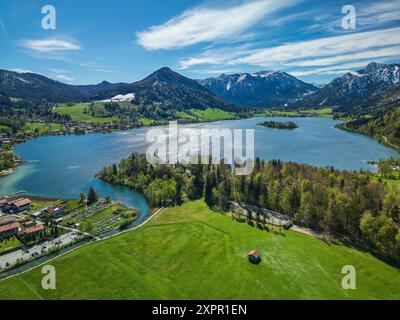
[54,103,119,123]
[0,237,21,254]
[177,108,238,121]
[23,122,63,134]
[0,200,399,300]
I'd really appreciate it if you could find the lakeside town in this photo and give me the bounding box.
[0,118,146,177]
[0,188,138,273]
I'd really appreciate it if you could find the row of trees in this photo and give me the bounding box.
[258,121,298,129]
[98,154,400,262]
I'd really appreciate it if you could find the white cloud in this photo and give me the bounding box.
[359,0,400,25]
[283,46,400,67]
[136,0,299,50]
[48,68,70,74]
[290,61,371,76]
[178,44,255,69]
[0,19,6,35]
[11,68,33,74]
[55,74,75,81]
[18,38,81,53]
[231,27,400,67]
[79,62,116,73]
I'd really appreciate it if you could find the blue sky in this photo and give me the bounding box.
[0,0,399,84]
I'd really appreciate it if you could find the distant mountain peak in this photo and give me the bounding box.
[197,70,317,107]
[297,61,400,109]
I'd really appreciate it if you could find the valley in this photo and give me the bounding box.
[1,62,400,300]
[1,200,399,300]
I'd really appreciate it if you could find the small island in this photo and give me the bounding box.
[257,121,299,130]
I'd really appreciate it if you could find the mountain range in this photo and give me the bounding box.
[0,67,233,111]
[197,71,318,107]
[93,67,234,111]
[298,62,400,110]
[0,69,125,103]
[1,62,400,114]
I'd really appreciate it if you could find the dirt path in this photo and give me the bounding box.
[290,225,322,238]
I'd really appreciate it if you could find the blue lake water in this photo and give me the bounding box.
[0,117,398,217]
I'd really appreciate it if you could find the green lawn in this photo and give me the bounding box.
[139,117,153,126]
[54,103,118,123]
[0,237,21,253]
[177,108,238,121]
[0,200,399,300]
[259,108,334,118]
[23,122,62,134]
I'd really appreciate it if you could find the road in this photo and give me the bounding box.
[0,207,164,276]
[0,232,81,270]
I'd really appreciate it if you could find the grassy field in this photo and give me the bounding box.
[54,103,118,123]
[258,108,334,118]
[0,200,399,300]
[0,237,21,253]
[177,108,238,121]
[139,117,154,126]
[23,122,63,134]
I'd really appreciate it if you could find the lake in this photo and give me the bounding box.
[0,117,398,218]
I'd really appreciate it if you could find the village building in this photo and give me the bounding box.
[5,198,32,214]
[24,220,36,228]
[31,211,42,219]
[0,222,20,240]
[19,224,45,241]
[248,249,261,264]
[0,215,19,226]
[0,198,8,208]
[53,217,63,224]
[43,205,65,217]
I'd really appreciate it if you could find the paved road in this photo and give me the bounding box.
[0,232,81,270]
[0,207,164,275]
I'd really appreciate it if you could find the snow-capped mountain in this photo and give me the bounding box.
[197,70,318,107]
[96,67,234,111]
[299,62,400,109]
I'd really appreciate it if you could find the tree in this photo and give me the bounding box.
[378,160,392,178]
[112,164,118,175]
[79,192,86,203]
[87,187,98,204]
[82,222,95,234]
[383,191,400,219]
[175,178,183,205]
[204,174,213,206]
[377,219,398,257]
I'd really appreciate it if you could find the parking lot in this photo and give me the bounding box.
[0,232,81,270]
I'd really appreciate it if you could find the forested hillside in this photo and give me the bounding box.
[340,106,400,149]
[98,154,400,263]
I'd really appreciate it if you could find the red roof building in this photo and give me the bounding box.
[248,249,261,264]
[44,205,65,216]
[5,198,32,213]
[19,224,45,240]
[0,222,20,240]
[0,215,18,226]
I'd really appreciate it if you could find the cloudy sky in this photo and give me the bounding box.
[0,0,399,84]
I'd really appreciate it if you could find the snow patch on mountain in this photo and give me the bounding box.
[101,93,135,102]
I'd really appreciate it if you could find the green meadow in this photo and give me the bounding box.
[54,103,118,123]
[0,200,399,300]
[23,122,63,134]
[177,108,238,121]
